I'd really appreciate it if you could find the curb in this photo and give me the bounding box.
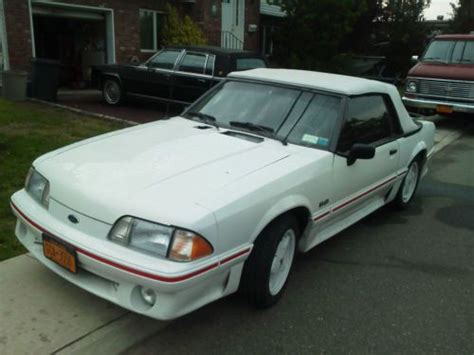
[54,313,168,355]
[29,98,139,127]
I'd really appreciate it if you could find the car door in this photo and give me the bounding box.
[143,49,183,99]
[330,94,400,222]
[120,64,151,94]
[171,52,214,103]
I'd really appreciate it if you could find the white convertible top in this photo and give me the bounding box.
[229,69,419,134]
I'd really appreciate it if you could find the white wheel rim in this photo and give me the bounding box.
[104,81,120,104]
[402,162,419,203]
[269,229,296,296]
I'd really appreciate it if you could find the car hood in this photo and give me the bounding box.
[408,62,474,81]
[36,118,290,224]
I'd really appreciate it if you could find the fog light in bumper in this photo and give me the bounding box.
[139,286,157,306]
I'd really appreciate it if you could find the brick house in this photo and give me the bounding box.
[0,0,285,86]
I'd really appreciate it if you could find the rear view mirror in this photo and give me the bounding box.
[411,55,419,63]
[347,143,375,166]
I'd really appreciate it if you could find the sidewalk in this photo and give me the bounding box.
[0,254,167,355]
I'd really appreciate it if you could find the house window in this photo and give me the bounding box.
[140,9,164,52]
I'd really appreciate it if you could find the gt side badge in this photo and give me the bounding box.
[319,199,329,208]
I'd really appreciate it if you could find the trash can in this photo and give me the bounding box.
[31,58,60,101]
[1,70,28,101]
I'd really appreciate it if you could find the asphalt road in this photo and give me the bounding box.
[128,118,474,355]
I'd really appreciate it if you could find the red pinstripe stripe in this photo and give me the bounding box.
[10,202,249,283]
[313,211,330,222]
[312,171,408,221]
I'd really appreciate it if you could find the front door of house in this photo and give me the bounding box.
[221,0,244,49]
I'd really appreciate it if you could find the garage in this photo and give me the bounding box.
[31,1,115,88]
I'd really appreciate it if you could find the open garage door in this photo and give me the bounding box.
[31,1,115,88]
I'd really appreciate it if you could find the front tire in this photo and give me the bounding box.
[240,215,299,309]
[102,78,123,105]
[395,158,421,209]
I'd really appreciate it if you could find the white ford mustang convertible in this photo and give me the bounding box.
[11,69,435,320]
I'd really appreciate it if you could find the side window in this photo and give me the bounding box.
[148,50,181,69]
[205,55,215,76]
[461,41,474,63]
[337,95,392,153]
[452,41,465,63]
[286,94,342,149]
[235,58,266,71]
[177,53,207,74]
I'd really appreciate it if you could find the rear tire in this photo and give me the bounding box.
[102,78,123,105]
[240,215,299,309]
[394,158,421,209]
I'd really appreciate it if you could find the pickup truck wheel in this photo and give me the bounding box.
[240,215,299,309]
[395,158,421,209]
[103,79,122,105]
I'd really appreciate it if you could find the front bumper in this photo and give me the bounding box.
[402,96,474,114]
[10,191,251,320]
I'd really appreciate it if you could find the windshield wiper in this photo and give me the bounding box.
[229,121,286,145]
[229,121,274,134]
[186,111,219,129]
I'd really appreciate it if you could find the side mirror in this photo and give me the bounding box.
[411,55,419,63]
[347,143,375,166]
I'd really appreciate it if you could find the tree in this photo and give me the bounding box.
[450,0,474,33]
[274,0,430,74]
[274,0,367,71]
[376,0,432,75]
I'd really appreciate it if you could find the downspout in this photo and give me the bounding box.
[28,0,36,58]
[0,0,10,70]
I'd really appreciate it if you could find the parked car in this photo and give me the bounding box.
[11,69,435,320]
[91,45,267,106]
[403,34,474,114]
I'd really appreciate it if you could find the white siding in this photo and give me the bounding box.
[260,0,286,17]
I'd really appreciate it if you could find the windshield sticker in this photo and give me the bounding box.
[302,134,330,146]
[302,134,319,144]
[318,137,329,146]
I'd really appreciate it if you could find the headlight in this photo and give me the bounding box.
[108,216,213,262]
[25,167,50,208]
[406,80,418,93]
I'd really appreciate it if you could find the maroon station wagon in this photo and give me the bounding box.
[403,34,474,115]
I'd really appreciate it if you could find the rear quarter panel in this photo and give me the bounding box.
[397,121,435,170]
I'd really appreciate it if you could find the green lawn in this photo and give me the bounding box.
[0,98,128,261]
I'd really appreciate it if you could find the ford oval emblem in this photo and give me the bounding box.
[68,215,79,224]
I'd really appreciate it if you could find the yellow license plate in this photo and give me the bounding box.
[43,235,77,273]
[436,105,453,114]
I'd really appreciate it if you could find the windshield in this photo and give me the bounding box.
[422,40,454,62]
[189,81,300,131]
[422,40,474,64]
[185,80,343,148]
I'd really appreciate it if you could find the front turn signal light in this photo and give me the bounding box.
[169,229,213,262]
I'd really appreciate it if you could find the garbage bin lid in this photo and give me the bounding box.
[32,58,61,65]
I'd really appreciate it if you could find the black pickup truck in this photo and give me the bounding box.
[91,45,267,106]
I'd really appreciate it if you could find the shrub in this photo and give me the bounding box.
[162,4,208,46]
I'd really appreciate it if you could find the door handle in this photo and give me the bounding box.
[389,149,398,155]
[197,79,206,83]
